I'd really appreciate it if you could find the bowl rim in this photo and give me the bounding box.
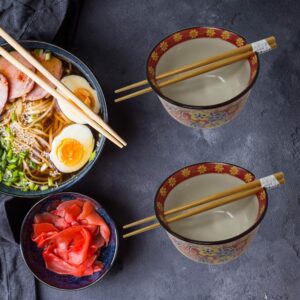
[19,192,119,290]
[146,26,260,110]
[154,162,268,245]
[0,40,108,198]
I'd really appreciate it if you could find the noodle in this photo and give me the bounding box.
[0,53,94,192]
[0,96,65,190]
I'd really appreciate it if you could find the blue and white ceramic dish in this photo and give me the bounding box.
[20,192,118,290]
[0,41,108,198]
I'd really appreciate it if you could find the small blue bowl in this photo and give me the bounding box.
[0,40,108,198]
[20,192,118,290]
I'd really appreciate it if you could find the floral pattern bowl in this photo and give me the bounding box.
[146,27,259,129]
[154,162,267,265]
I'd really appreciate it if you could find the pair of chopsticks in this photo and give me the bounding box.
[123,172,285,238]
[0,28,126,149]
[115,36,277,103]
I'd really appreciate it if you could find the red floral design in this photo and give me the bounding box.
[148,28,257,83]
[156,163,267,264]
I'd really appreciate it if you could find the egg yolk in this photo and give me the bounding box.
[56,138,84,166]
[74,88,95,110]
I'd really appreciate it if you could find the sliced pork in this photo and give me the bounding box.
[26,55,63,100]
[0,73,8,114]
[0,51,35,100]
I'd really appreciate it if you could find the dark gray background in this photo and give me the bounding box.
[39,0,300,299]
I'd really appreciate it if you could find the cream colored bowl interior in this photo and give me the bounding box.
[156,38,251,106]
[164,173,258,242]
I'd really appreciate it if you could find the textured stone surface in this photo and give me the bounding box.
[39,0,300,299]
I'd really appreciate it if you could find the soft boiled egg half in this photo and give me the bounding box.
[57,75,100,124]
[50,124,95,173]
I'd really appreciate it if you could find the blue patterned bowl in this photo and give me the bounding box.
[20,192,118,290]
[0,40,108,198]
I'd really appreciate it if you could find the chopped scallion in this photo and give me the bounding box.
[7,149,12,159]
[11,111,17,122]
[34,49,43,55]
[45,51,52,61]
[48,177,54,187]
[89,151,96,161]
[7,164,16,170]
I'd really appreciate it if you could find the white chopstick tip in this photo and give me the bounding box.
[251,39,272,54]
[260,175,280,190]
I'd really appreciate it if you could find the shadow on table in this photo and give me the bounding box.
[5,197,39,244]
[82,189,136,277]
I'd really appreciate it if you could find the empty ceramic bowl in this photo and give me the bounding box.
[146,27,259,128]
[20,192,118,290]
[154,162,267,264]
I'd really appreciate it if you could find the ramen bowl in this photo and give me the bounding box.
[20,192,118,290]
[0,41,108,198]
[154,162,267,264]
[146,27,259,128]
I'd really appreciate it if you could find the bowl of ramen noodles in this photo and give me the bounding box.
[154,162,268,265]
[0,41,108,197]
[146,27,259,129]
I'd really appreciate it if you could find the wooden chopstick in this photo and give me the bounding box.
[123,171,284,229]
[115,36,276,94]
[115,40,277,103]
[0,27,126,148]
[123,174,285,238]
[0,46,124,148]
